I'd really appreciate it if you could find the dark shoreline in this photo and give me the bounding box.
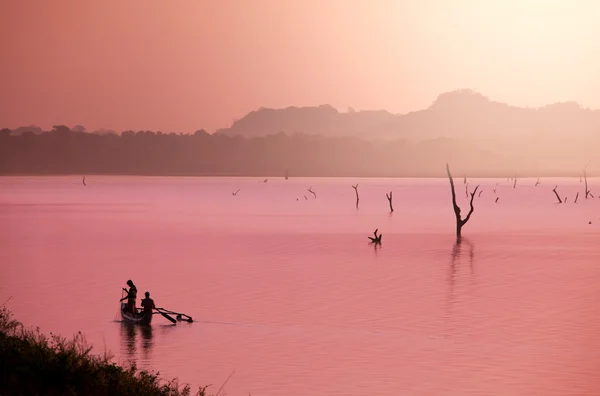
[0,307,206,396]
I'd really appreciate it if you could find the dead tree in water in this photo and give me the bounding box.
[446,164,479,239]
[513,176,517,188]
[552,186,563,204]
[478,190,483,198]
[368,229,382,245]
[535,178,540,187]
[574,192,579,203]
[495,197,499,203]
[386,191,394,212]
[307,187,316,199]
[352,184,359,208]
[465,183,469,197]
[584,161,594,198]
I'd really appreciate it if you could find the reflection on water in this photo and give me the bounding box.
[2,176,600,396]
[140,325,153,362]
[446,237,476,337]
[119,322,154,368]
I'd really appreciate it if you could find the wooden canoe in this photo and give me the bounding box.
[120,303,152,325]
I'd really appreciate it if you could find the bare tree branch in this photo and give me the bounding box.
[386,191,394,212]
[352,184,359,208]
[447,163,480,238]
[307,187,316,199]
[584,161,593,199]
[552,186,563,204]
[368,229,382,244]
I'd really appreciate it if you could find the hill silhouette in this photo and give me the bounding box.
[1,90,599,176]
[213,90,600,175]
[216,105,396,138]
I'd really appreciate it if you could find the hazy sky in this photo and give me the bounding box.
[1,0,600,133]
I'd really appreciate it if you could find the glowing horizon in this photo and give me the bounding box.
[1,0,600,133]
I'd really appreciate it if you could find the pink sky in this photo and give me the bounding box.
[1,0,600,133]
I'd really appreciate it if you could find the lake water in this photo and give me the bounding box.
[1,176,600,395]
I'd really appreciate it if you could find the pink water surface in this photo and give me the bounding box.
[1,176,600,395]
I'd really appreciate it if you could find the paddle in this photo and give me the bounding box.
[155,308,193,322]
[155,308,193,323]
[155,308,176,324]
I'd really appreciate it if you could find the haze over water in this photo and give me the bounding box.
[1,176,600,395]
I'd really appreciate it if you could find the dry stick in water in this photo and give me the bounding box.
[584,161,594,198]
[307,187,316,199]
[552,186,563,204]
[447,163,479,238]
[495,197,499,203]
[368,229,382,244]
[352,184,359,208]
[575,192,580,203]
[215,370,235,396]
[0,296,12,308]
[386,191,394,212]
[535,178,540,187]
[513,177,517,188]
[478,189,483,198]
[465,183,469,197]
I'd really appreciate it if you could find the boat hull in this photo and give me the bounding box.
[120,303,152,325]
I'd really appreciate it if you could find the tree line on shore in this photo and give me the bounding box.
[0,125,587,177]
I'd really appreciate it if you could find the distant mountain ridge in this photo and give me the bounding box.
[216,104,396,138]
[216,89,600,141]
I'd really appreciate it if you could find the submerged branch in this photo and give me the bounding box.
[552,186,563,204]
[386,191,393,212]
[352,184,359,209]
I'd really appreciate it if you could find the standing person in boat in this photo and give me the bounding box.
[141,291,156,315]
[119,280,138,315]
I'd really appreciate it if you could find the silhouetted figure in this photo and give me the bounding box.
[119,280,137,315]
[141,291,156,314]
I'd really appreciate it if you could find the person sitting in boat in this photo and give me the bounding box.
[119,280,137,314]
[141,291,156,314]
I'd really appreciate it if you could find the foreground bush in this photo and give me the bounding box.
[0,307,207,396]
